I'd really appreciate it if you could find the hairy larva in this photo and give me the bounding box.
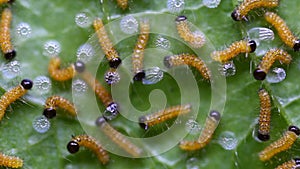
[259,125,300,162]
[0,152,23,168]
[231,0,279,21]
[275,158,300,169]
[43,95,76,119]
[164,53,211,80]
[0,79,33,121]
[116,0,128,10]
[0,8,16,60]
[210,39,256,63]
[93,18,122,69]
[96,116,142,157]
[132,19,150,81]
[67,134,109,165]
[139,104,192,130]
[175,15,206,48]
[253,49,292,80]
[264,12,300,51]
[257,88,271,141]
[179,110,221,151]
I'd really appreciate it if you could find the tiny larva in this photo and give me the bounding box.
[0,0,14,4]
[139,104,192,130]
[257,88,271,141]
[67,134,109,165]
[275,158,300,169]
[43,95,76,119]
[116,0,128,10]
[259,125,300,162]
[253,48,292,80]
[0,152,23,168]
[0,79,33,121]
[179,110,220,151]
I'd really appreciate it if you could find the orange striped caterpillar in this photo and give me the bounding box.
[259,125,300,162]
[116,0,128,10]
[43,96,76,119]
[0,152,23,168]
[257,88,271,141]
[96,116,142,157]
[210,39,256,63]
[132,19,150,81]
[275,158,300,169]
[93,18,122,68]
[179,110,220,151]
[0,79,33,121]
[253,49,292,80]
[0,0,14,5]
[48,57,85,81]
[175,15,206,48]
[264,12,300,51]
[164,53,211,80]
[231,0,279,21]
[0,8,16,60]
[67,134,109,165]
[139,104,192,130]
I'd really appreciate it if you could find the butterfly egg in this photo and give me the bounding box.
[43,96,76,119]
[175,16,206,48]
[16,22,32,38]
[266,67,286,83]
[96,116,142,157]
[0,8,16,60]
[259,125,300,162]
[132,19,150,81]
[210,39,256,63]
[67,134,109,165]
[253,49,292,80]
[0,152,23,168]
[32,115,51,133]
[257,88,271,141]
[275,158,300,169]
[231,0,279,21]
[179,110,220,151]
[142,67,164,85]
[120,15,138,34]
[167,0,185,13]
[264,12,300,51]
[164,53,211,80]
[93,18,122,69]
[104,68,120,85]
[116,0,128,10]
[0,79,33,121]
[139,104,192,130]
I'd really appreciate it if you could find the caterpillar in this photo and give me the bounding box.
[96,116,142,157]
[139,104,192,130]
[164,53,211,80]
[264,12,300,51]
[0,0,14,5]
[259,125,300,162]
[67,134,109,165]
[93,18,122,69]
[0,79,33,121]
[211,39,256,63]
[43,95,76,119]
[231,0,279,21]
[179,110,221,151]
[0,152,23,168]
[116,0,128,10]
[175,15,206,48]
[275,158,300,169]
[0,8,16,60]
[257,88,271,141]
[253,49,292,80]
[132,19,150,81]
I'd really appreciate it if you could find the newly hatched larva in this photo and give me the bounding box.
[43,96,76,119]
[259,125,300,162]
[257,88,271,141]
[179,110,220,151]
[175,15,206,48]
[264,12,300,51]
[93,18,122,69]
[0,8,16,60]
[211,39,256,63]
[275,158,300,169]
[253,49,292,80]
[96,116,142,157]
[139,104,192,130]
[67,134,109,165]
[0,0,14,5]
[132,19,150,81]
[48,57,85,81]
[0,79,33,121]
[0,152,23,168]
[231,0,279,21]
[116,0,128,10]
[164,53,211,80]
